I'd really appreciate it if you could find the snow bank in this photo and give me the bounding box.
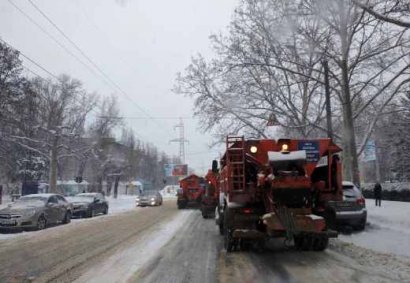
[106,195,137,214]
[339,199,410,259]
[329,239,410,282]
[160,192,177,200]
[159,185,178,200]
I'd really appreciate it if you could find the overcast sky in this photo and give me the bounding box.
[0,0,239,175]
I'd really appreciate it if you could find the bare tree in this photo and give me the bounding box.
[12,75,96,192]
[175,0,410,185]
[353,0,410,28]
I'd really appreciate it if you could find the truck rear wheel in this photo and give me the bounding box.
[177,200,186,209]
[294,235,312,250]
[219,221,224,235]
[313,236,329,251]
[224,227,234,252]
[223,207,234,252]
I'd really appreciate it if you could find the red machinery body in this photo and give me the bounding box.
[177,174,205,209]
[217,136,343,252]
[200,169,219,218]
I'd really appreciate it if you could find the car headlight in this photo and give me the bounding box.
[150,198,155,201]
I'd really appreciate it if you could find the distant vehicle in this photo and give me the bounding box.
[67,193,109,218]
[177,174,205,209]
[0,194,72,231]
[200,168,219,218]
[333,181,367,230]
[136,192,163,207]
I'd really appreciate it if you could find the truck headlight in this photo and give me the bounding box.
[281,144,289,153]
[250,145,258,153]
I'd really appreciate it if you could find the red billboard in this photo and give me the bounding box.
[165,164,188,177]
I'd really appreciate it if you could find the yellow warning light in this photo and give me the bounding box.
[281,144,289,152]
[250,146,258,154]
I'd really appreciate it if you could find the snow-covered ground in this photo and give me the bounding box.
[339,199,410,259]
[105,195,138,214]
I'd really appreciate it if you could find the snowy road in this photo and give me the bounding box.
[132,212,410,283]
[0,201,178,282]
[0,200,410,282]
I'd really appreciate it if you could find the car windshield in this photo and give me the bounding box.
[343,185,355,190]
[67,196,94,202]
[13,196,47,207]
[67,196,94,203]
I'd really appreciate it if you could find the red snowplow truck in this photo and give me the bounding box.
[200,165,219,218]
[177,174,205,209]
[215,136,343,252]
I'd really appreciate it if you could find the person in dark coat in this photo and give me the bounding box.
[374,182,382,206]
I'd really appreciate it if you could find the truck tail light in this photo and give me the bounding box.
[242,208,253,214]
[356,197,365,206]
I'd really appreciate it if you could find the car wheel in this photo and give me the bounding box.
[103,206,108,215]
[87,208,94,218]
[63,211,71,224]
[355,220,366,231]
[36,216,47,230]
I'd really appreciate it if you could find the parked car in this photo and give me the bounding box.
[136,192,163,207]
[67,193,108,218]
[334,181,367,230]
[0,194,72,231]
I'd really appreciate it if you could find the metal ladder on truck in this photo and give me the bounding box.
[226,136,246,193]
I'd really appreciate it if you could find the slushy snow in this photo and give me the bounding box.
[339,199,410,259]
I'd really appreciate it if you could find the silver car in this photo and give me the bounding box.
[0,194,72,231]
[136,192,163,207]
[334,181,367,230]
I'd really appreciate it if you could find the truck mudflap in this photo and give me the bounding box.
[231,229,265,239]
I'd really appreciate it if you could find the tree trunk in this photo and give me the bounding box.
[107,180,112,196]
[97,176,103,193]
[114,176,120,199]
[49,139,58,193]
[338,1,360,187]
[341,59,360,186]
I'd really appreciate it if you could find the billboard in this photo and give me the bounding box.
[363,140,376,162]
[164,164,188,177]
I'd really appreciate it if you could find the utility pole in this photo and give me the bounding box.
[323,59,333,140]
[169,118,189,163]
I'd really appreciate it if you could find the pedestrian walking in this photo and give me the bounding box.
[374,182,382,206]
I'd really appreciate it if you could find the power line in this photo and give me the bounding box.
[99,116,194,120]
[23,65,47,79]
[6,0,108,84]
[0,37,58,80]
[26,0,166,131]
